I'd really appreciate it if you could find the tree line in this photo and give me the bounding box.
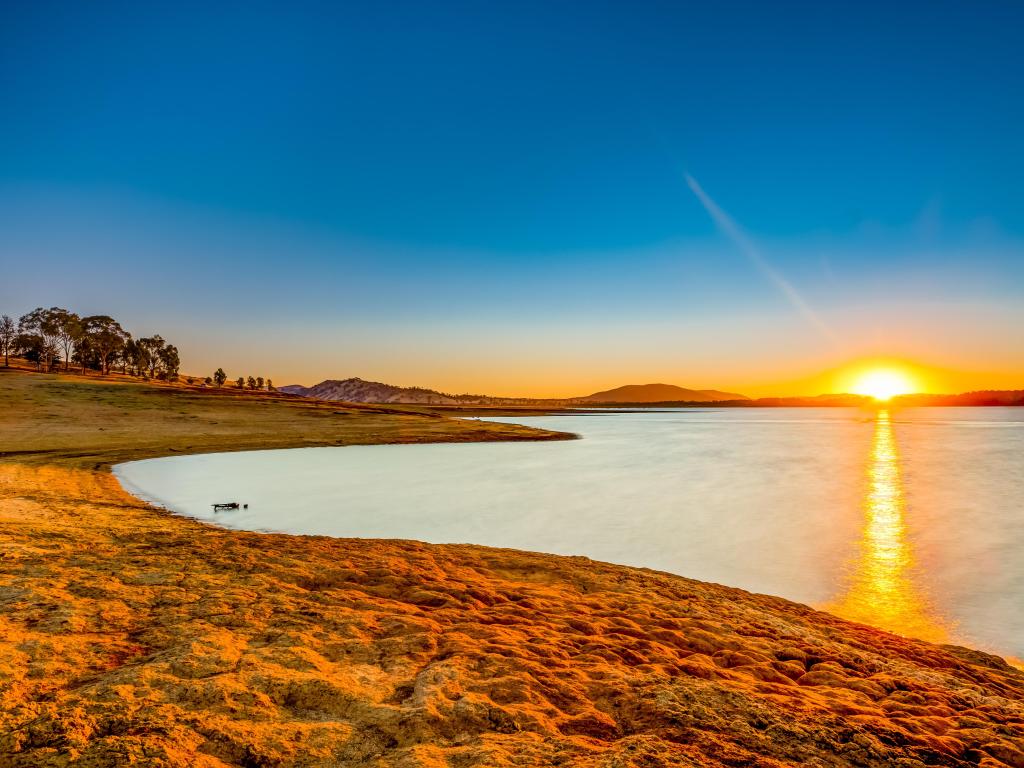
[1,307,181,379]
[207,369,274,392]
[1,306,274,391]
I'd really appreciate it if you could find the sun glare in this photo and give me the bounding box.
[851,369,915,401]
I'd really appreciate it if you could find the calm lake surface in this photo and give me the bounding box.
[115,407,1024,659]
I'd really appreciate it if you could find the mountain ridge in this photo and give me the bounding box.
[278,377,749,405]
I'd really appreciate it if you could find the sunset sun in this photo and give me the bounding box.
[851,369,916,401]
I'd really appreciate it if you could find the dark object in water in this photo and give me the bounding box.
[212,502,241,511]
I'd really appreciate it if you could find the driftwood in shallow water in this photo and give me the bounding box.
[212,502,247,511]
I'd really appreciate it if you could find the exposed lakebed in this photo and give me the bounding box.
[115,407,1024,658]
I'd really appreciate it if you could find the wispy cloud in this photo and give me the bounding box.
[685,173,838,345]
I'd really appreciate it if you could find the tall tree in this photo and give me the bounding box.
[71,335,92,373]
[18,308,60,371]
[158,344,180,380]
[213,368,227,386]
[138,335,166,378]
[82,316,128,375]
[235,376,244,389]
[48,308,82,372]
[117,333,135,374]
[256,376,264,390]
[125,338,150,377]
[0,315,15,367]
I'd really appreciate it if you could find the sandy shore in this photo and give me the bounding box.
[1,370,1022,767]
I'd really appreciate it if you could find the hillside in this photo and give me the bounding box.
[579,382,749,403]
[279,377,484,405]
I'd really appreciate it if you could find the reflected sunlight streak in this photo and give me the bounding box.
[828,410,949,643]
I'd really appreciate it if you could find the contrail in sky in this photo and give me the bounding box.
[685,173,838,345]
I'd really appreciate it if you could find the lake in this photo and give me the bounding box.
[115,407,1024,659]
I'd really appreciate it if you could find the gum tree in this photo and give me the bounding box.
[49,308,82,372]
[82,315,128,375]
[138,335,166,378]
[0,315,15,367]
[158,344,180,380]
[18,308,60,371]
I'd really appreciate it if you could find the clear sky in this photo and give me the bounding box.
[2,1,1022,396]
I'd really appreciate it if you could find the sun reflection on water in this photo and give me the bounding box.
[828,410,950,643]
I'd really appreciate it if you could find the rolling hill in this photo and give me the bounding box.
[279,378,749,405]
[578,383,749,403]
[277,378,471,405]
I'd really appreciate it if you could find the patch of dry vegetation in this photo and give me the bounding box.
[0,367,571,468]
[1,369,1022,767]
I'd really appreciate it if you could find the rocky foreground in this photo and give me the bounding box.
[1,372,1022,767]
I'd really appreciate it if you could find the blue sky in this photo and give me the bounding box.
[2,1,1022,394]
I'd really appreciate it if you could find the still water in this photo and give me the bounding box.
[115,407,1024,658]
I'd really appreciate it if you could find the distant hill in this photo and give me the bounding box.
[278,378,750,406]
[578,383,749,403]
[275,379,1024,407]
[894,390,1024,407]
[277,384,312,396]
[279,378,472,405]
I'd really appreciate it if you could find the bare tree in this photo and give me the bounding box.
[0,315,15,367]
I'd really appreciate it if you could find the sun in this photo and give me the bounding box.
[850,369,916,401]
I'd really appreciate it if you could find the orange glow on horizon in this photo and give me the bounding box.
[191,348,1021,401]
[731,357,939,400]
[849,369,917,401]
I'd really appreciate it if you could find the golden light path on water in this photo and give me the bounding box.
[828,409,950,643]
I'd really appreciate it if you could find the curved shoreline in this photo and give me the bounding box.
[110,409,1018,663]
[2,372,1023,767]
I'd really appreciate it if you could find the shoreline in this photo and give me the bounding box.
[112,407,1023,666]
[2,370,1023,766]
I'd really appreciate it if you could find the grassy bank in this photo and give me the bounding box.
[1,368,1022,767]
[0,368,573,469]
